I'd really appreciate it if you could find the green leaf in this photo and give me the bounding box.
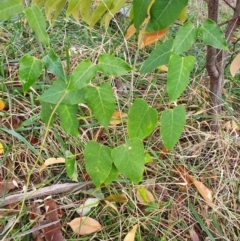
[103,0,128,27]
[160,105,186,150]
[200,19,228,50]
[56,104,79,137]
[79,0,92,24]
[25,5,50,47]
[133,0,152,31]
[140,40,173,74]
[97,54,131,76]
[112,138,145,184]
[40,101,56,125]
[40,80,85,105]
[173,22,198,55]
[0,0,23,21]
[146,0,188,32]
[128,99,158,139]
[104,164,119,185]
[65,151,78,182]
[89,0,114,28]
[42,49,65,80]
[84,141,113,187]
[167,55,195,101]
[85,83,116,129]
[68,59,97,90]
[19,55,43,94]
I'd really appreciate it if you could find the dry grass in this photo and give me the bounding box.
[0,2,240,241]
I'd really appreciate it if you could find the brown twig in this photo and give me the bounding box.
[0,182,91,207]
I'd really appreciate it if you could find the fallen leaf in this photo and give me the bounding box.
[0,180,17,197]
[39,157,65,173]
[67,217,102,235]
[175,165,192,185]
[0,99,5,111]
[105,193,128,203]
[0,215,17,235]
[123,224,138,241]
[76,198,100,215]
[189,176,214,207]
[136,186,155,205]
[104,200,118,213]
[0,142,4,154]
[139,28,168,49]
[109,111,127,126]
[189,227,200,241]
[42,199,64,241]
[230,52,240,77]
[157,65,168,73]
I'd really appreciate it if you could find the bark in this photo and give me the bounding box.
[206,0,240,131]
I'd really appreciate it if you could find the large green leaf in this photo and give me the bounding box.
[133,0,152,31]
[0,0,23,21]
[25,5,50,47]
[84,141,113,187]
[146,0,188,32]
[68,59,97,90]
[200,19,228,50]
[97,54,131,76]
[173,22,198,55]
[128,99,158,139]
[19,55,43,94]
[40,80,85,105]
[140,40,173,74]
[167,55,195,101]
[112,138,145,184]
[57,104,79,137]
[85,83,116,129]
[40,101,56,125]
[160,105,186,150]
[42,49,66,80]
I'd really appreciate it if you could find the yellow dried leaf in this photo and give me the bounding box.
[189,176,214,207]
[67,217,102,235]
[157,65,168,73]
[0,142,4,154]
[109,111,127,126]
[230,52,240,77]
[123,224,138,241]
[0,99,5,111]
[39,157,65,173]
[105,194,128,203]
[125,18,149,40]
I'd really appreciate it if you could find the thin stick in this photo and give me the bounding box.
[0,182,91,207]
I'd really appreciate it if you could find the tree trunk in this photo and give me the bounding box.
[206,0,240,131]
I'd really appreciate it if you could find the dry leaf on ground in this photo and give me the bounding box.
[109,111,127,126]
[42,199,64,241]
[176,166,214,207]
[76,198,100,215]
[39,157,65,172]
[123,224,138,241]
[189,176,214,207]
[67,217,102,235]
[189,227,200,241]
[105,193,128,203]
[230,52,240,77]
[0,180,18,197]
[0,142,4,154]
[0,99,5,111]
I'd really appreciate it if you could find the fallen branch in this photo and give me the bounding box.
[0,182,91,207]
